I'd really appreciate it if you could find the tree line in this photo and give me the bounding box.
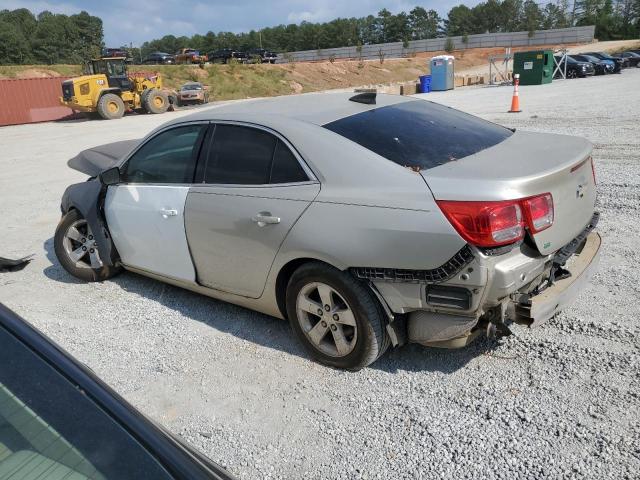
[0,8,103,65]
[140,1,639,57]
[0,2,638,65]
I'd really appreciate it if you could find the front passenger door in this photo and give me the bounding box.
[105,123,207,282]
[185,124,320,298]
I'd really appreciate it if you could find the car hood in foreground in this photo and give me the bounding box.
[422,130,596,255]
[67,139,140,176]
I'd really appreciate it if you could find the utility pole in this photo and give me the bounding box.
[571,0,577,26]
[259,31,263,48]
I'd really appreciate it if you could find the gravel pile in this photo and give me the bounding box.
[1,70,639,479]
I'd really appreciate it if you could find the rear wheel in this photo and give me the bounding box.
[54,209,121,282]
[568,69,577,79]
[286,262,390,370]
[96,93,125,120]
[142,89,169,114]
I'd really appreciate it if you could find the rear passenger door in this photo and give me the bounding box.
[185,123,320,298]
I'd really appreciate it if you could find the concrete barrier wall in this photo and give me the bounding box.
[277,25,595,63]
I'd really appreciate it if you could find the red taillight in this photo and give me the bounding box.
[436,200,524,247]
[437,193,554,247]
[590,156,596,185]
[522,193,554,233]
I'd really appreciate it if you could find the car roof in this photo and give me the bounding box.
[173,92,416,126]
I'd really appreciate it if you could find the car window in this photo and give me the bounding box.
[205,125,275,184]
[123,125,205,184]
[270,140,308,183]
[204,125,308,185]
[0,327,173,480]
[324,100,513,170]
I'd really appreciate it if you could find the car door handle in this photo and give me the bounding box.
[160,208,178,218]
[252,212,280,227]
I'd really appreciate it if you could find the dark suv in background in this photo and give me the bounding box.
[208,49,248,64]
[142,52,176,65]
[619,51,640,67]
[584,52,626,72]
[554,55,595,78]
[569,54,612,75]
[248,48,278,63]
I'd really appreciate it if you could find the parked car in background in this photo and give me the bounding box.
[54,93,600,370]
[143,52,176,65]
[584,52,625,72]
[175,48,208,64]
[103,47,128,58]
[0,303,235,479]
[554,55,595,78]
[569,54,611,75]
[248,48,278,64]
[177,82,209,106]
[208,49,248,64]
[619,51,640,67]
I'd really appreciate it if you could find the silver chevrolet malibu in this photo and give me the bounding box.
[54,92,601,370]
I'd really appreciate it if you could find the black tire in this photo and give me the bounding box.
[568,69,577,79]
[96,93,125,120]
[286,262,391,370]
[142,89,169,114]
[54,209,121,282]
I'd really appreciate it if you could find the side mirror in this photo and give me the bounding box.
[99,167,121,186]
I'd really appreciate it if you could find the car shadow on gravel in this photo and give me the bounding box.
[372,337,500,374]
[43,237,500,371]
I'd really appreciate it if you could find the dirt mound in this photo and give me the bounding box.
[14,68,64,78]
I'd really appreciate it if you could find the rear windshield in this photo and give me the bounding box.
[323,100,513,170]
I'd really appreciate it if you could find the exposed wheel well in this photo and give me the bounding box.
[275,258,338,319]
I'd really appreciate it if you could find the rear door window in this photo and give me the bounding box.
[204,125,308,185]
[324,100,513,170]
[270,140,308,184]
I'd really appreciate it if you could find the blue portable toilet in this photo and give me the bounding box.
[430,55,455,91]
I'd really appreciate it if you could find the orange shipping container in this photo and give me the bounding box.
[0,77,78,127]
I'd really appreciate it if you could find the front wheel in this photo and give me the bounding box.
[142,89,169,114]
[97,93,125,120]
[286,262,390,370]
[54,209,121,282]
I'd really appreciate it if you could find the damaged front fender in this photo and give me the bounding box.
[60,180,119,267]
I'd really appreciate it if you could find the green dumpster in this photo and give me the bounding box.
[513,50,554,85]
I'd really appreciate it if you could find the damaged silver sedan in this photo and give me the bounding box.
[54,92,601,370]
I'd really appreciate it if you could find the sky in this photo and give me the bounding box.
[0,0,478,46]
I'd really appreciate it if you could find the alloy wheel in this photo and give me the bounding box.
[62,219,103,269]
[296,282,358,357]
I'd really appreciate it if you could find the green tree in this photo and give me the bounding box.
[0,20,31,63]
[408,7,441,39]
[445,5,476,36]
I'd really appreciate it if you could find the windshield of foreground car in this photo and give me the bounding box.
[182,84,203,91]
[323,100,513,170]
[0,326,173,480]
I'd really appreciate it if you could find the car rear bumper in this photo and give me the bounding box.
[511,230,601,326]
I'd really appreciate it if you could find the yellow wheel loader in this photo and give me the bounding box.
[59,57,170,120]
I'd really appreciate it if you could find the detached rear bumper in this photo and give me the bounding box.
[513,231,601,326]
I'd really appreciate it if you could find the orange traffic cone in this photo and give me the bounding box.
[508,73,521,113]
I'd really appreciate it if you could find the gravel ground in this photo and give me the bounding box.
[1,71,639,479]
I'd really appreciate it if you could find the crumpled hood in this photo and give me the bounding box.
[67,139,140,176]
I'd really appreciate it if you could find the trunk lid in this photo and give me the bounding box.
[422,131,596,255]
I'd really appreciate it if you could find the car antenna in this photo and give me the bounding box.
[349,91,376,105]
